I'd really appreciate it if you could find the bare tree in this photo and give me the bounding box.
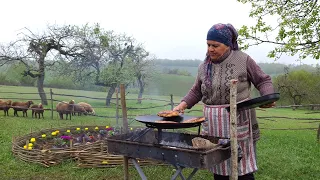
[63,24,110,85]
[67,24,136,106]
[275,67,308,105]
[103,33,135,106]
[0,25,82,105]
[129,45,155,104]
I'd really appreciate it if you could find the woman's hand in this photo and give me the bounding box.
[173,101,188,114]
[259,102,276,108]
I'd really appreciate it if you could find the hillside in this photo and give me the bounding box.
[0,58,318,99]
[155,59,318,77]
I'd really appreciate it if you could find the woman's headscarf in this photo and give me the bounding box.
[206,23,239,50]
[204,23,239,88]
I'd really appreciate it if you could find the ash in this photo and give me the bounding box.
[160,140,193,149]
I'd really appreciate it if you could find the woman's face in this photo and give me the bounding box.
[207,40,229,60]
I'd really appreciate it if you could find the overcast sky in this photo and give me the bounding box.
[0,0,318,65]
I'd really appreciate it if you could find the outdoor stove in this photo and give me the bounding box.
[107,128,231,180]
[106,93,280,179]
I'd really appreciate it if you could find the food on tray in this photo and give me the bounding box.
[157,110,180,117]
[154,116,205,124]
[192,137,217,149]
[183,117,205,123]
[155,120,178,123]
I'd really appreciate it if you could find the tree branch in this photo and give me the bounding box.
[22,70,40,78]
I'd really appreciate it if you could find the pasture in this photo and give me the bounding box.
[0,85,319,180]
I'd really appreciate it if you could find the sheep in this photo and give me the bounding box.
[78,102,95,115]
[0,99,12,116]
[69,100,75,115]
[31,103,44,119]
[56,101,74,120]
[11,100,34,117]
[72,104,88,116]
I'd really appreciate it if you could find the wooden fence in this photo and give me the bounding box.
[0,88,175,127]
[0,88,319,141]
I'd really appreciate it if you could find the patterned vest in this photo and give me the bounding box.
[199,50,251,105]
[198,50,260,141]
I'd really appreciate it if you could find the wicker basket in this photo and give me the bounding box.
[12,126,164,168]
[75,140,164,168]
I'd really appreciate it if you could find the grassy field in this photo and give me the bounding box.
[144,74,196,97]
[0,85,319,180]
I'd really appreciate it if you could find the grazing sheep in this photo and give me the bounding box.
[0,99,12,116]
[31,103,44,119]
[78,102,95,115]
[72,104,88,116]
[12,100,34,117]
[56,101,74,120]
[69,100,75,115]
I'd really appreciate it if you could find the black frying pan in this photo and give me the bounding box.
[225,93,280,112]
[135,115,204,129]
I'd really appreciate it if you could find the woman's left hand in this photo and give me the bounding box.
[259,102,276,108]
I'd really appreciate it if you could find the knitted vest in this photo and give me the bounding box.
[199,50,260,141]
[199,50,251,105]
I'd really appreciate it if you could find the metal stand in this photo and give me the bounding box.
[130,158,199,180]
[157,128,162,144]
[131,158,147,180]
[171,165,198,180]
[197,125,201,135]
[129,124,203,179]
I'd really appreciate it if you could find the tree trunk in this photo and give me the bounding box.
[37,56,48,105]
[37,74,48,105]
[137,76,144,104]
[106,84,116,106]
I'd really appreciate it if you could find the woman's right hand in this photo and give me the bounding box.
[173,101,188,114]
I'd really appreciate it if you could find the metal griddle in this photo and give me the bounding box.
[135,115,204,129]
[134,93,280,143]
[135,114,205,143]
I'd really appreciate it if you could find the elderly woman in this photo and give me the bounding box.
[174,23,275,180]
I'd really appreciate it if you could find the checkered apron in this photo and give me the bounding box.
[202,104,258,176]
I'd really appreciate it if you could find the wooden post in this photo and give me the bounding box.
[170,94,174,110]
[50,89,53,120]
[230,79,238,180]
[120,84,128,133]
[116,87,119,127]
[70,139,73,148]
[120,84,129,180]
[123,156,129,180]
[317,123,320,142]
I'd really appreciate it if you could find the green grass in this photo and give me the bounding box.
[255,108,320,180]
[144,74,196,97]
[0,85,319,180]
